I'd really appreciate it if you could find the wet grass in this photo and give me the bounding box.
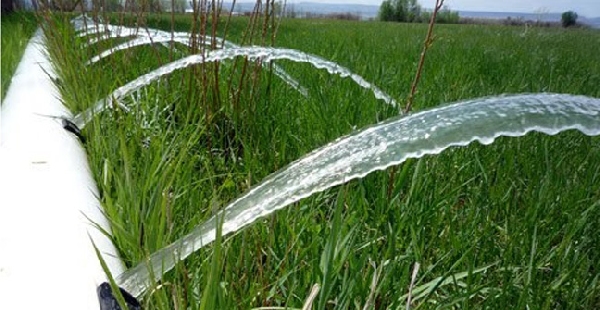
[1,12,38,102]
[43,12,600,309]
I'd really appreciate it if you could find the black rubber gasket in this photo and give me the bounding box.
[97,282,142,310]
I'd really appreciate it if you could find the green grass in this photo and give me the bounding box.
[1,12,38,102]
[43,13,600,309]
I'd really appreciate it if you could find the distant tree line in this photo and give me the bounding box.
[379,0,459,24]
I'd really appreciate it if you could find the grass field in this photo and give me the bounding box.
[1,12,38,101]
[40,12,600,309]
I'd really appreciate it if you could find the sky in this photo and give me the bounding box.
[284,0,600,16]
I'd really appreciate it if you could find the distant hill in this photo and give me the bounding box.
[459,11,562,22]
[585,17,600,28]
[222,2,600,28]
[459,11,600,28]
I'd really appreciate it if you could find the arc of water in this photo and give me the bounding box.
[115,93,600,297]
[77,24,141,43]
[86,36,201,64]
[72,14,231,47]
[87,34,307,94]
[75,19,309,101]
[73,15,229,47]
[88,27,139,42]
[72,16,186,43]
[83,27,229,48]
[71,15,109,36]
[73,46,398,128]
[85,34,308,99]
[72,16,174,43]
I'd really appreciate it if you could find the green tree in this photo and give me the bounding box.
[561,11,578,27]
[436,5,459,23]
[419,5,459,24]
[406,0,422,22]
[392,0,406,21]
[379,0,424,23]
[379,0,395,21]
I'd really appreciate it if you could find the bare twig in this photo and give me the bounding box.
[405,0,444,113]
[388,0,444,200]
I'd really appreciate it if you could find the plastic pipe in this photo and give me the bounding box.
[0,29,125,309]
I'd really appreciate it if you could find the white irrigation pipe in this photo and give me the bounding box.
[0,29,128,309]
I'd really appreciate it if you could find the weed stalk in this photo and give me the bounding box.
[387,0,444,200]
